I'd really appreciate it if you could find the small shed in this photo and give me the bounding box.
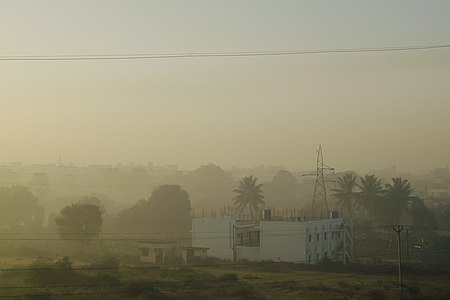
[139,240,179,264]
[181,247,209,264]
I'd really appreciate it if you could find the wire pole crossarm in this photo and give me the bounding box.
[393,225,404,292]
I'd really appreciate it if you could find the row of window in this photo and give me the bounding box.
[308,231,341,243]
[236,231,260,246]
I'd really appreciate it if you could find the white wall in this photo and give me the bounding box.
[259,221,307,262]
[192,216,349,264]
[304,218,345,263]
[192,216,235,260]
[236,246,260,262]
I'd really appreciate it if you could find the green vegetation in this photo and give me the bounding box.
[331,173,358,219]
[233,176,265,219]
[0,166,449,298]
[357,174,384,225]
[332,174,437,229]
[55,202,103,239]
[0,186,45,230]
[114,184,191,232]
[0,258,449,299]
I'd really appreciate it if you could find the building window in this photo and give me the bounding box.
[324,251,328,259]
[316,253,320,261]
[317,233,320,241]
[236,231,260,246]
[309,234,312,243]
[324,232,327,240]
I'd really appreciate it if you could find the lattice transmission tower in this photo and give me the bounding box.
[311,145,334,219]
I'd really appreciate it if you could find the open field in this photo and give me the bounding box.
[1,259,449,299]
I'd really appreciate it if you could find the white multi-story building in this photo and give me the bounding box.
[192,214,352,264]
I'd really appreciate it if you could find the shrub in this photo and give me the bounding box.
[27,256,81,286]
[367,288,387,300]
[217,273,239,282]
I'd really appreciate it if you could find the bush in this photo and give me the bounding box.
[367,288,387,300]
[91,255,120,269]
[217,273,239,282]
[27,256,81,286]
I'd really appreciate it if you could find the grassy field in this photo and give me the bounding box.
[0,259,449,299]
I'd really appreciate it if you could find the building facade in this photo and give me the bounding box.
[192,215,352,264]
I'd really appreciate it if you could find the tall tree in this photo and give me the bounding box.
[233,176,264,219]
[0,186,45,229]
[184,164,235,210]
[384,177,414,224]
[29,172,50,201]
[55,201,103,239]
[331,173,358,219]
[264,170,297,207]
[147,184,191,231]
[410,198,436,229]
[115,184,191,232]
[357,174,384,225]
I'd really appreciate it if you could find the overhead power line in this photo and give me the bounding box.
[0,44,449,61]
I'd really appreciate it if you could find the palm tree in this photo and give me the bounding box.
[357,174,383,225]
[233,176,264,220]
[331,173,358,219]
[385,177,414,224]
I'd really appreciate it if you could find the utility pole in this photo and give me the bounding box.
[393,225,404,291]
[406,228,410,266]
[232,224,236,264]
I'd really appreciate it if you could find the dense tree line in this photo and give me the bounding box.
[113,184,191,232]
[332,174,436,228]
[0,185,45,229]
[55,201,103,239]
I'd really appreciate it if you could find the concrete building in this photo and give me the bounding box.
[192,214,352,264]
[139,240,179,264]
[139,240,209,265]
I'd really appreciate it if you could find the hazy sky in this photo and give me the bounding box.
[0,1,449,173]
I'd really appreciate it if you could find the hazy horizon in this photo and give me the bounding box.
[1,1,449,173]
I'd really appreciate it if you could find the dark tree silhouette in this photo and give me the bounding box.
[384,177,414,224]
[233,176,264,219]
[147,184,191,230]
[331,173,358,219]
[183,164,235,210]
[357,174,384,225]
[410,198,436,229]
[115,184,191,232]
[0,185,45,229]
[264,170,297,207]
[55,201,103,239]
[29,172,50,200]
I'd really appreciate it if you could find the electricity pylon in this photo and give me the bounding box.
[311,145,333,219]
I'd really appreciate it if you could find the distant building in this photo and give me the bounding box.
[139,240,179,264]
[192,213,353,264]
[139,240,208,265]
